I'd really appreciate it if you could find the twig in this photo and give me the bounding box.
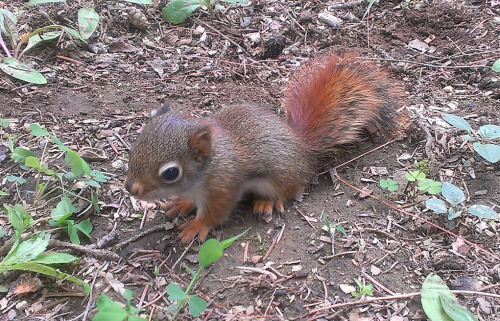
[262,223,285,261]
[50,239,122,261]
[295,207,314,228]
[361,271,395,295]
[319,139,396,174]
[332,172,499,260]
[171,238,195,271]
[356,56,490,69]
[114,223,174,250]
[190,17,254,61]
[310,289,500,314]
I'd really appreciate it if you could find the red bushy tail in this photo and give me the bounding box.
[284,54,400,160]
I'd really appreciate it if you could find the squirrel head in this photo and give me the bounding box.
[125,104,212,201]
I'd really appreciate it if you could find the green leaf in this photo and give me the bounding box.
[441,182,465,205]
[167,283,187,301]
[405,170,426,182]
[11,147,35,164]
[66,221,81,245]
[29,123,50,136]
[0,190,8,196]
[93,294,128,321]
[78,7,99,40]
[1,9,17,45]
[50,196,77,225]
[198,239,223,268]
[21,31,62,55]
[379,179,388,188]
[32,253,78,264]
[472,142,500,163]
[28,0,66,6]
[91,192,100,214]
[6,175,26,184]
[25,156,55,175]
[75,220,93,240]
[461,135,476,142]
[2,232,49,266]
[477,125,500,140]
[4,204,33,233]
[468,205,498,219]
[61,26,86,42]
[440,294,478,321]
[492,59,500,72]
[91,170,109,182]
[448,208,461,220]
[188,295,207,318]
[0,118,10,128]
[442,114,472,132]
[81,179,101,188]
[0,285,8,292]
[128,316,147,321]
[51,136,72,152]
[220,229,248,249]
[0,9,17,36]
[162,0,201,25]
[0,57,47,85]
[336,224,347,236]
[426,198,448,214]
[65,150,91,176]
[122,0,152,3]
[421,273,454,321]
[0,261,90,294]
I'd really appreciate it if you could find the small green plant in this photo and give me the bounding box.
[0,5,98,84]
[167,230,248,319]
[0,204,90,293]
[93,288,147,321]
[322,213,346,255]
[351,278,373,299]
[421,273,478,321]
[379,178,399,192]
[162,0,248,24]
[492,59,500,72]
[362,0,377,20]
[2,119,108,244]
[426,182,498,221]
[405,170,442,195]
[443,113,500,163]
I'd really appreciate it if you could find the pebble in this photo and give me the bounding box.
[318,12,343,29]
[443,85,454,93]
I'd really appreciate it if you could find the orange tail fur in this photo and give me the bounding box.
[284,54,400,160]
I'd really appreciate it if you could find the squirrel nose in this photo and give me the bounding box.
[125,178,143,196]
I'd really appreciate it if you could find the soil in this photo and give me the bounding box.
[0,0,499,320]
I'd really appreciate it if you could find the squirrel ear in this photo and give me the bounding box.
[151,103,171,117]
[189,126,212,161]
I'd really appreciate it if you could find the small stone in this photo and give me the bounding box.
[298,11,314,23]
[443,85,454,93]
[128,8,148,30]
[241,17,252,27]
[318,12,343,29]
[251,255,262,264]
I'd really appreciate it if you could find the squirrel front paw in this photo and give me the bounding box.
[179,219,210,243]
[160,195,194,217]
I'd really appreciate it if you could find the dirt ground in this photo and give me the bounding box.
[1,0,499,320]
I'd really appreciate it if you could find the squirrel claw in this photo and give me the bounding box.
[160,195,194,217]
[253,199,285,222]
[179,219,210,243]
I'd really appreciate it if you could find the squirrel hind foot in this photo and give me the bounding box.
[253,199,285,222]
[161,195,194,217]
[179,218,210,243]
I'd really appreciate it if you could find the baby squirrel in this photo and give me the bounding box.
[125,54,400,243]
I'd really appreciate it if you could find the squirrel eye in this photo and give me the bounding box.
[159,162,182,183]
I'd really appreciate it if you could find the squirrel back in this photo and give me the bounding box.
[284,54,399,161]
